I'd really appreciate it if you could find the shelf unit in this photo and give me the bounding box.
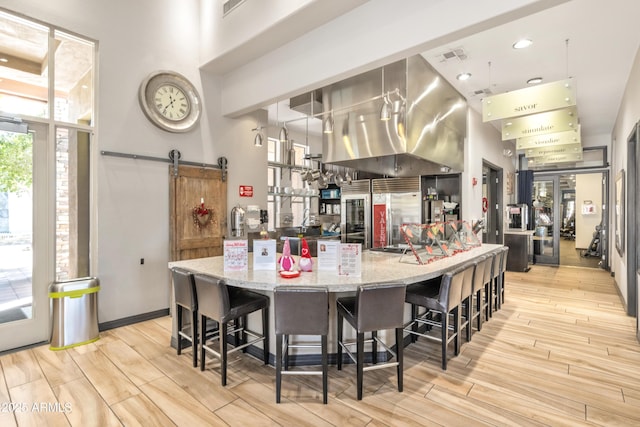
[319,184,341,216]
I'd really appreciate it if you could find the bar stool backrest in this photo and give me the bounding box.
[472,255,488,292]
[435,264,467,313]
[193,274,231,322]
[483,252,495,286]
[491,249,503,280]
[500,247,509,274]
[274,286,329,336]
[461,261,476,299]
[172,267,197,311]
[356,283,406,332]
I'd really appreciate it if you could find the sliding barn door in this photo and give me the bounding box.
[170,165,227,261]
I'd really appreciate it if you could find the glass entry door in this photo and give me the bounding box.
[0,122,51,350]
[532,176,560,264]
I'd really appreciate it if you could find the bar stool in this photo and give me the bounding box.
[459,260,478,343]
[193,274,269,386]
[490,247,509,314]
[470,255,489,336]
[337,282,406,400]
[274,286,329,404]
[171,267,200,367]
[404,263,469,370]
[482,251,496,321]
[489,248,503,316]
[498,246,509,307]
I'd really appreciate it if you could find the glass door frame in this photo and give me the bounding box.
[533,169,609,267]
[0,121,53,351]
[532,175,561,265]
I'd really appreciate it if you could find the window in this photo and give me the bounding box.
[0,8,96,284]
[0,11,49,118]
[267,138,310,230]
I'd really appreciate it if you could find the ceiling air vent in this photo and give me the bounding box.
[439,47,467,62]
[223,0,245,16]
[472,88,492,96]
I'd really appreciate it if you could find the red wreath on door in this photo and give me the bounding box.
[482,197,489,213]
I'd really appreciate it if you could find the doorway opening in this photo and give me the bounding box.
[482,161,502,244]
[533,172,606,268]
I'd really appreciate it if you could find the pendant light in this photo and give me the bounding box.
[379,66,391,121]
[279,124,289,142]
[251,126,263,147]
[323,112,334,134]
[276,101,289,142]
[380,95,391,121]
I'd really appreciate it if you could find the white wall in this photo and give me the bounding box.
[2,0,229,323]
[199,0,368,73]
[575,173,602,249]
[212,0,560,117]
[611,42,640,308]
[464,109,517,233]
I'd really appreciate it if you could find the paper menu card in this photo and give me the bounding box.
[317,240,340,271]
[253,239,276,270]
[338,243,362,276]
[224,239,248,271]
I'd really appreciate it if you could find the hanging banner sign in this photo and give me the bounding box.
[372,204,387,248]
[502,106,577,141]
[528,151,583,166]
[524,142,582,158]
[482,78,576,122]
[516,126,580,150]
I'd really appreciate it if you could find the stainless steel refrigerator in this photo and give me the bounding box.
[371,177,422,250]
[340,179,371,248]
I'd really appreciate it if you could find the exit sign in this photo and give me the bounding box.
[239,185,253,197]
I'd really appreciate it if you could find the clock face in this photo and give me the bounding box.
[154,84,190,121]
[139,71,201,133]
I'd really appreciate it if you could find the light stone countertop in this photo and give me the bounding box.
[168,244,503,292]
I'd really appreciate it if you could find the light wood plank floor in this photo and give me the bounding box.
[1,265,639,426]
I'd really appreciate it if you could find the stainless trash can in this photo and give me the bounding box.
[49,277,100,350]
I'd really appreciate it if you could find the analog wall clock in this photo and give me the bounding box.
[138,70,201,133]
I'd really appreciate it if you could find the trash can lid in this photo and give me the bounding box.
[49,277,100,295]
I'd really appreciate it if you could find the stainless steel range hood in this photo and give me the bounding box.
[315,55,467,177]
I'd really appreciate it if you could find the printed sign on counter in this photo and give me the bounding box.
[224,240,248,271]
[317,240,340,271]
[253,239,276,270]
[338,243,362,276]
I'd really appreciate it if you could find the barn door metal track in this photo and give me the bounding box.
[100,150,228,181]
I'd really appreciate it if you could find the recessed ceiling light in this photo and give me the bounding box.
[0,58,8,63]
[527,77,543,84]
[513,39,533,49]
[456,72,471,81]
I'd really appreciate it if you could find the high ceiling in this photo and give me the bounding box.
[270,0,640,146]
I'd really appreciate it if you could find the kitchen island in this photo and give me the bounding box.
[168,244,502,363]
